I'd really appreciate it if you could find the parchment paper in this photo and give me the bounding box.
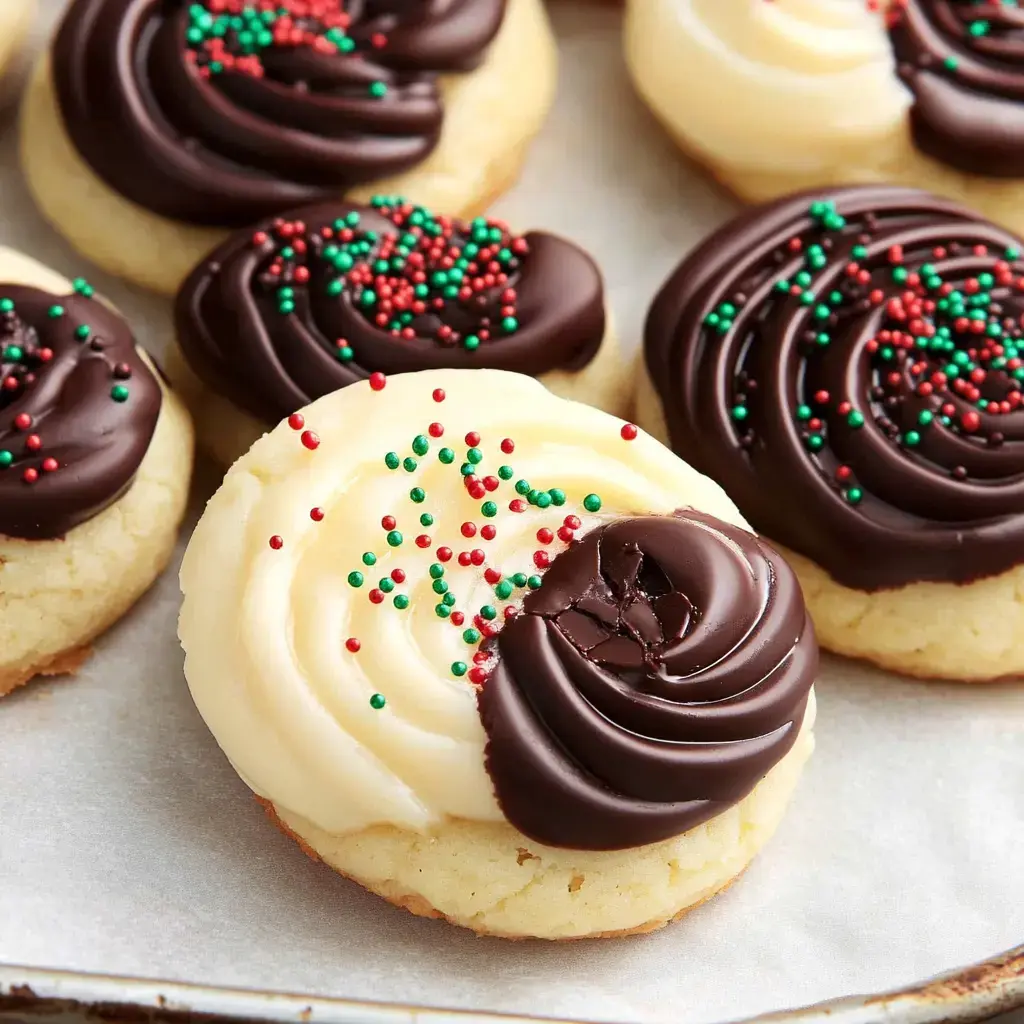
[1,4,1022,1024]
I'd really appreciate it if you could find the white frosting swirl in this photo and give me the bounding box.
[625,0,911,174]
[179,370,749,837]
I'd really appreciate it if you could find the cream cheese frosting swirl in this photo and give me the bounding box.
[179,370,792,841]
[625,0,911,175]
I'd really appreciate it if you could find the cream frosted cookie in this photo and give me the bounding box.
[624,0,1024,239]
[168,198,630,467]
[639,184,1024,682]
[0,248,193,697]
[20,0,556,296]
[179,369,817,939]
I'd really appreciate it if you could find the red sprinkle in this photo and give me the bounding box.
[300,430,320,450]
[25,434,41,451]
[564,515,581,530]
[461,522,477,538]
[620,423,638,441]
[269,535,284,550]
[42,458,58,473]
[381,515,397,530]
[437,546,453,562]
[468,667,488,685]
[557,525,574,543]
[450,611,465,626]
[345,638,361,653]
[415,534,431,548]
[369,589,385,604]
[432,388,446,403]
[391,568,406,583]
[465,431,481,446]
[458,551,473,566]
[537,528,554,544]
[509,499,527,513]
[484,568,502,584]
[481,525,496,540]
[500,438,514,454]
[533,551,551,569]
[470,549,486,566]
[310,507,325,522]
[13,413,31,431]
[288,413,304,430]
[428,422,445,438]
[369,372,387,391]
[22,468,38,484]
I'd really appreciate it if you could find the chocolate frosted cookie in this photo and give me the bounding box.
[20,0,556,294]
[625,0,1024,239]
[179,368,817,939]
[169,198,628,465]
[639,184,1024,681]
[0,248,193,697]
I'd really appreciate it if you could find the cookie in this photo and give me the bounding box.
[638,185,1024,681]
[20,0,556,295]
[168,199,630,466]
[624,0,1024,238]
[0,248,193,697]
[179,369,817,939]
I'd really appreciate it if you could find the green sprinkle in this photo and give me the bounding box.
[515,479,531,496]
[402,457,417,472]
[0,299,14,313]
[501,316,519,333]
[438,447,455,464]
[410,487,426,503]
[463,628,481,645]
[796,405,812,421]
[379,578,396,594]
[919,411,934,426]
[527,575,543,590]
[443,593,456,607]
[847,410,865,428]
[362,552,377,567]
[386,530,403,547]
[393,594,410,610]
[845,488,864,505]
[72,278,94,297]
[806,435,825,452]
[111,385,130,403]
[0,450,12,468]
[4,346,22,362]
[512,572,528,588]
[369,693,387,710]
[495,581,513,600]
[451,662,468,678]
[583,494,602,513]
[336,346,354,362]
[480,605,497,621]
[481,501,498,518]
[347,571,365,588]
[549,488,566,506]
[904,431,921,447]
[369,81,388,98]
[48,305,65,319]
[466,447,483,464]
[385,451,400,470]
[463,335,480,351]
[420,513,434,527]
[943,55,959,72]
[498,465,514,480]
[412,435,430,456]
[435,604,451,618]
[432,579,449,595]
[731,406,748,421]
[429,563,445,579]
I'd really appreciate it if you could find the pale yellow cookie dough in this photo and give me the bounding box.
[634,356,1024,683]
[0,249,194,697]
[271,700,814,940]
[164,311,632,468]
[624,0,1024,239]
[20,0,557,296]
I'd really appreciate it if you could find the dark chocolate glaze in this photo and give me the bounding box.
[0,284,162,540]
[175,200,605,424]
[889,1,1024,177]
[645,185,1024,592]
[479,510,816,852]
[51,0,505,227]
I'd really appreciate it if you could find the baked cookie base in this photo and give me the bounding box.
[0,249,195,695]
[164,313,633,468]
[254,700,814,941]
[19,0,558,296]
[634,358,1024,682]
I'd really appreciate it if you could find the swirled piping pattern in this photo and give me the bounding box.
[645,185,1024,591]
[175,199,605,424]
[480,511,816,851]
[52,0,505,226]
[0,282,161,540]
[178,369,810,849]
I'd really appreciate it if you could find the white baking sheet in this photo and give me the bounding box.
[1,4,1022,1024]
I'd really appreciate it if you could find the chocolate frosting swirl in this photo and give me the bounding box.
[889,1,1024,177]
[479,511,816,852]
[176,199,605,424]
[52,0,505,227]
[0,284,162,540]
[646,185,1024,591]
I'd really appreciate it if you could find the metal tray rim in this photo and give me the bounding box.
[2,942,1022,1024]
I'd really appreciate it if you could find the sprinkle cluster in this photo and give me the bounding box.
[184,0,389,91]
[712,198,1024,505]
[268,376,638,709]
[253,198,529,351]
[0,280,131,484]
